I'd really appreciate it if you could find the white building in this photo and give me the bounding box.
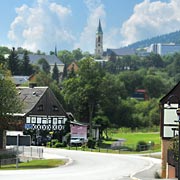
[147,43,180,56]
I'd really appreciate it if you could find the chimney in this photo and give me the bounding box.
[29,83,37,88]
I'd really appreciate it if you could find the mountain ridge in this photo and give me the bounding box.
[128,30,180,49]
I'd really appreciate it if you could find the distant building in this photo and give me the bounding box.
[18,54,64,74]
[147,43,180,56]
[95,19,103,57]
[106,47,136,59]
[67,62,79,73]
[11,76,30,86]
[132,89,149,100]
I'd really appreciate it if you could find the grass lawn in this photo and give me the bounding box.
[0,159,66,170]
[104,131,161,152]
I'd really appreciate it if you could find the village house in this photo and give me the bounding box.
[160,81,180,178]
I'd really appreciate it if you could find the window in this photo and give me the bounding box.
[37,105,43,111]
[53,105,58,111]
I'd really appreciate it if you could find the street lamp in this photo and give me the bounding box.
[167,95,180,180]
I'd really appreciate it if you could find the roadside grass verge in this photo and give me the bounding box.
[66,130,161,154]
[104,131,161,152]
[0,159,66,170]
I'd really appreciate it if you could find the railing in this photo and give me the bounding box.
[18,146,43,159]
[0,146,43,167]
[0,158,16,167]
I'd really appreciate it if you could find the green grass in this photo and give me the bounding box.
[104,131,161,152]
[0,159,66,170]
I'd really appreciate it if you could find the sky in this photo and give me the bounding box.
[1,0,180,54]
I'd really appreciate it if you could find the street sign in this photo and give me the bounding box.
[25,124,33,129]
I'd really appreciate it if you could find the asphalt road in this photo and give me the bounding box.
[0,148,161,180]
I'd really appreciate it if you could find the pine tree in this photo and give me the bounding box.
[22,50,33,75]
[7,47,19,75]
[52,63,59,83]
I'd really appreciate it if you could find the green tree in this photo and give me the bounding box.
[35,71,52,86]
[62,58,105,136]
[38,58,50,73]
[93,114,110,139]
[0,65,22,149]
[72,48,83,61]
[7,47,19,75]
[143,75,167,98]
[58,50,73,65]
[21,50,33,75]
[0,46,11,55]
[52,63,59,83]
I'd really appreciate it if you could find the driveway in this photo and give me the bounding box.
[0,148,161,180]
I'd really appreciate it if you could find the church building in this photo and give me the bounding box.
[95,19,103,58]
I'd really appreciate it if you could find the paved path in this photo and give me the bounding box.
[0,148,166,180]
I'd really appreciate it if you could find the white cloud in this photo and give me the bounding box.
[74,0,106,53]
[8,0,75,52]
[121,0,180,46]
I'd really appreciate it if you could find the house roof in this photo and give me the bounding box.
[106,47,136,56]
[17,86,48,114]
[18,54,64,66]
[12,76,30,85]
[160,81,180,104]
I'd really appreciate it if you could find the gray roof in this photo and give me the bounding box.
[18,54,64,66]
[12,76,30,85]
[17,87,47,114]
[107,47,136,56]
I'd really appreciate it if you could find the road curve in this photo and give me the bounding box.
[0,148,160,180]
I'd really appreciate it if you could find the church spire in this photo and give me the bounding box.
[97,19,103,34]
[55,45,57,56]
[95,19,103,58]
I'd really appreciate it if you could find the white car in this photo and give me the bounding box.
[70,137,87,146]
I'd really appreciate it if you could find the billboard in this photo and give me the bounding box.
[70,125,87,139]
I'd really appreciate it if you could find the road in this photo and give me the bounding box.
[0,148,161,180]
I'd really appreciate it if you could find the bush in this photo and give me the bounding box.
[55,142,66,148]
[87,138,96,149]
[136,141,148,151]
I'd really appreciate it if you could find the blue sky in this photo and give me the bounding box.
[1,0,179,53]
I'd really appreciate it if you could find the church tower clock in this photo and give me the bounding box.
[95,19,103,57]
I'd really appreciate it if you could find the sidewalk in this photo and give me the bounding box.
[132,161,177,180]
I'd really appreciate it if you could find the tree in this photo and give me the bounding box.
[93,114,110,139]
[21,50,33,75]
[0,65,22,149]
[143,75,167,98]
[58,50,73,65]
[35,71,52,86]
[72,48,83,61]
[62,58,105,136]
[38,58,50,73]
[7,47,19,75]
[52,63,59,83]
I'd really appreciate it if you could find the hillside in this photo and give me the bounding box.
[128,30,180,49]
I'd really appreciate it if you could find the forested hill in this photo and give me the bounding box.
[128,30,180,49]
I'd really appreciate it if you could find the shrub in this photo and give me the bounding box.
[55,142,65,148]
[136,141,148,151]
[87,138,96,149]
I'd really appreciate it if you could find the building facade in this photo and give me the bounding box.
[160,82,180,178]
[147,43,180,56]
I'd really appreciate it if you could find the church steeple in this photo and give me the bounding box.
[95,19,103,57]
[97,19,103,34]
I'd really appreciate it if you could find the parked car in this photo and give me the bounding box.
[70,137,87,146]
